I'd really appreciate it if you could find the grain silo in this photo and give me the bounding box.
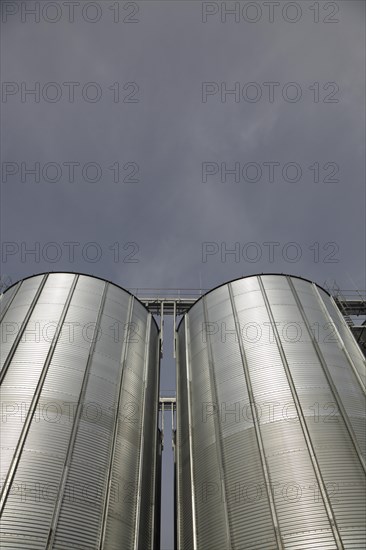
[176,274,366,549]
[0,272,161,549]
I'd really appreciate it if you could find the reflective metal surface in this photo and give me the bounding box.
[176,275,366,550]
[0,273,160,550]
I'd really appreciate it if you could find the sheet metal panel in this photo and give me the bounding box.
[0,273,160,550]
[176,320,194,550]
[177,274,366,550]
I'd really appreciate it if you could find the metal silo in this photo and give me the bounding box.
[0,272,161,550]
[176,274,366,550]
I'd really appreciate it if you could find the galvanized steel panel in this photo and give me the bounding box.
[177,274,366,550]
[0,273,160,550]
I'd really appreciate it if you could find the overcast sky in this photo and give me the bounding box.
[1,1,365,548]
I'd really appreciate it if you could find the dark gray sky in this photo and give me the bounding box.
[1,1,365,548]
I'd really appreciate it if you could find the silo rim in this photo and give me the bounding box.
[176,273,331,331]
[0,271,159,330]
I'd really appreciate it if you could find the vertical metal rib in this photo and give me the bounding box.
[150,329,161,550]
[0,274,48,383]
[46,280,109,549]
[98,294,134,549]
[184,314,198,550]
[0,274,78,512]
[175,328,183,550]
[160,302,164,358]
[287,278,365,472]
[202,296,232,550]
[258,276,344,550]
[228,283,284,550]
[173,301,177,358]
[134,314,152,550]
[0,280,22,324]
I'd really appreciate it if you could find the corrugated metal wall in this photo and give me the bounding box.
[176,275,366,550]
[0,273,160,550]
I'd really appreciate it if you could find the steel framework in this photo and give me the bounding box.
[128,287,366,359]
[135,286,366,456]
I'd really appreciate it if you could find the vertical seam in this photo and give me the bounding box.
[184,314,198,550]
[202,296,232,550]
[150,324,161,550]
[288,279,365,473]
[0,273,78,514]
[0,274,48,383]
[0,280,22,324]
[134,314,152,550]
[46,279,108,549]
[175,328,182,550]
[259,276,344,550]
[228,282,283,549]
[98,293,134,549]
